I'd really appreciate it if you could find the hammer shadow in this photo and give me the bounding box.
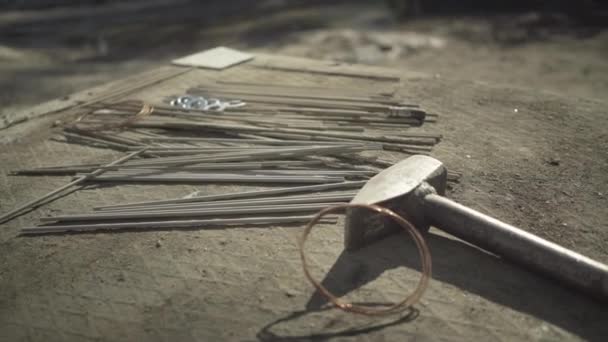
[302,231,608,341]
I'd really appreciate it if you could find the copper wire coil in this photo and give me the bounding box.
[74,100,154,131]
[298,203,432,316]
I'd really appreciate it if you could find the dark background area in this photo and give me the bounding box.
[1,0,607,127]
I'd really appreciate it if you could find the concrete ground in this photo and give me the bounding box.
[1,1,607,341]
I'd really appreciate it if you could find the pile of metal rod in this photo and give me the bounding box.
[20,182,363,234]
[9,80,459,234]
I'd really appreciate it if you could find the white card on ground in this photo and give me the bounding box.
[172,47,254,70]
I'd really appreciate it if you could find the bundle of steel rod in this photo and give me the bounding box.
[9,80,459,234]
[69,110,439,155]
[20,182,358,234]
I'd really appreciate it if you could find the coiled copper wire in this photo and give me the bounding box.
[74,100,154,131]
[298,203,432,316]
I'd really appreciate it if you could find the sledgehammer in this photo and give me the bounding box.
[345,155,608,299]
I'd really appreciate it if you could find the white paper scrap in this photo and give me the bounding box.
[172,47,254,70]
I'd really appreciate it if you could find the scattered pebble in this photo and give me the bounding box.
[513,108,519,113]
[547,157,560,166]
[284,289,297,298]
[155,240,162,248]
[52,120,63,127]
[117,274,125,282]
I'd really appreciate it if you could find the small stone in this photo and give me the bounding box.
[219,240,228,246]
[52,120,63,127]
[155,240,162,248]
[284,289,297,298]
[513,108,519,113]
[117,274,125,282]
[548,157,560,166]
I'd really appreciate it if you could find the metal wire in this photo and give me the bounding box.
[298,203,432,316]
[74,100,154,131]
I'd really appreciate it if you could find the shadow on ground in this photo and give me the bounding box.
[264,230,607,341]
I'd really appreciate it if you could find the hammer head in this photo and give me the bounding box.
[344,155,447,250]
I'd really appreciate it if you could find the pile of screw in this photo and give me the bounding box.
[169,95,246,111]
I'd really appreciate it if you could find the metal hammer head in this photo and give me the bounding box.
[344,155,447,250]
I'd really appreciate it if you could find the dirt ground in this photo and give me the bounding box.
[0,1,607,341]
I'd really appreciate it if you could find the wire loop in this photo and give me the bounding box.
[298,203,432,315]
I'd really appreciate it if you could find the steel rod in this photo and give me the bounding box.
[11,160,328,176]
[138,137,366,145]
[193,85,400,104]
[114,145,366,167]
[40,202,345,223]
[0,149,147,224]
[132,120,438,146]
[96,192,357,213]
[93,169,373,177]
[84,174,344,184]
[22,215,337,234]
[95,181,366,210]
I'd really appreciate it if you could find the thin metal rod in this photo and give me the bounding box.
[93,169,374,177]
[96,192,357,213]
[39,202,345,223]
[62,132,133,151]
[84,174,345,184]
[214,79,399,97]
[138,137,367,146]
[22,215,337,234]
[132,121,437,146]
[11,160,327,176]
[116,145,366,167]
[95,181,366,210]
[193,85,400,104]
[0,149,147,224]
